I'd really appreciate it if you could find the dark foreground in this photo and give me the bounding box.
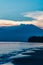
[0,42,43,65]
[1,49,43,65]
[11,48,43,65]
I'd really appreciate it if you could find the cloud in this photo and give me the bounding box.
[23,11,43,20]
[23,11,43,29]
[0,20,20,26]
[0,11,43,29]
[0,20,32,26]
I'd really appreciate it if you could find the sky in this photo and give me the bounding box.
[0,0,43,28]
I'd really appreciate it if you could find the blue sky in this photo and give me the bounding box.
[0,0,43,21]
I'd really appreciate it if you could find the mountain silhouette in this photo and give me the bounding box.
[0,24,43,42]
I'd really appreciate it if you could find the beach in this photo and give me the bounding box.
[0,42,43,65]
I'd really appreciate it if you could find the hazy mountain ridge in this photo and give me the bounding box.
[0,24,43,42]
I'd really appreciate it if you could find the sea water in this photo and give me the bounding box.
[0,42,43,65]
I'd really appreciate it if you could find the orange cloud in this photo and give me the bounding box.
[0,20,19,26]
[0,20,43,29]
[0,10,43,29]
[0,20,31,26]
[23,11,43,20]
[23,11,43,29]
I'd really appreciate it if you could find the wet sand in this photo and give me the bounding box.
[0,42,43,65]
[12,48,43,65]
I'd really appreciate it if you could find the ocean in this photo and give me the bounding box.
[0,42,43,65]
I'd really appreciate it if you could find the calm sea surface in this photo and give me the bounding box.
[0,42,43,65]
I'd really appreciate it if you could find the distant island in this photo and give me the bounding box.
[28,36,43,43]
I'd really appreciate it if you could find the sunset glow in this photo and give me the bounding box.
[0,19,43,29]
